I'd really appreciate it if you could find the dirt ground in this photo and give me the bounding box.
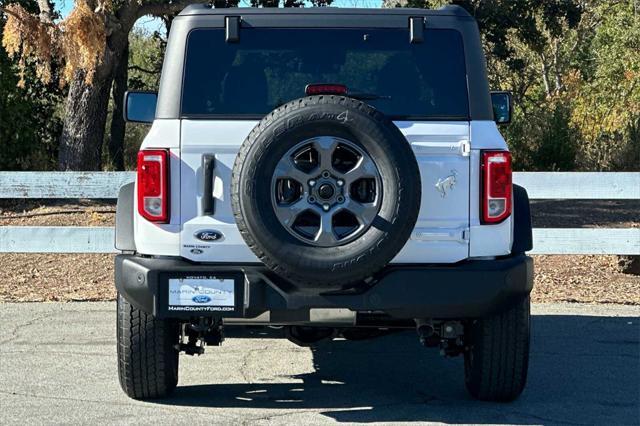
[0,199,638,304]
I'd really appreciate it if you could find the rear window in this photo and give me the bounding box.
[181,28,469,119]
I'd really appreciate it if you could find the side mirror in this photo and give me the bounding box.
[490,91,512,125]
[124,91,157,124]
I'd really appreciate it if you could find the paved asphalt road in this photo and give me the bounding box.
[0,302,638,425]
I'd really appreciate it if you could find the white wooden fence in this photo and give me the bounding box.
[0,172,638,255]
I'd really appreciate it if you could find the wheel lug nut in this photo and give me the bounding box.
[336,180,344,187]
[337,196,344,203]
[308,180,316,187]
[308,196,315,203]
[322,171,330,178]
[322,204,330,211]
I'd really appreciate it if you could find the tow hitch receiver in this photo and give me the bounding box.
[176,318,224,356]
[416,319,466,357]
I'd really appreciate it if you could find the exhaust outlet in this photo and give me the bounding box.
[284,326,337,347]
[415,319,438,347]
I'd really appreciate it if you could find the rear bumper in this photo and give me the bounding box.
[115,254,533,321]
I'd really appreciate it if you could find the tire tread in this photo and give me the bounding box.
[117,294,179,399]
[465,296,530,402]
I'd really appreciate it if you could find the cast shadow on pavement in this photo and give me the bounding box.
[159,315,639,424]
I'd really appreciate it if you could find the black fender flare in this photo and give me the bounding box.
[115,182,136,252]
[512,184,533,254]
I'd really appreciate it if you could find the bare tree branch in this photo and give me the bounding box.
[128,64,160,75]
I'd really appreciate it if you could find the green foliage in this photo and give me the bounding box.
[505,102,578,171]
[0,0,63,171]
[127,28,163,91]
[570,1,640,171]
[614,117,640,172]
[435,0,639,172]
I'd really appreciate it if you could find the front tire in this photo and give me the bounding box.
[117,293,180,399]
[464,296,530,402]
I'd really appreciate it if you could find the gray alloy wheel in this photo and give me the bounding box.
[271,136,382,247]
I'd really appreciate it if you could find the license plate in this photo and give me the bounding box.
[168,276,235,312]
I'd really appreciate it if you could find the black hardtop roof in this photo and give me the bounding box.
[178,4,472,19]
[157,3,492,121]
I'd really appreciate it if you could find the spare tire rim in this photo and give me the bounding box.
[271,136,382,247]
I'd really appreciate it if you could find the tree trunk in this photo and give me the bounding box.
[540,55,552,98]
[58,70,114,170]
[108,43,129,171]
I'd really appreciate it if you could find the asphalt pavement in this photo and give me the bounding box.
[0,302,638,425]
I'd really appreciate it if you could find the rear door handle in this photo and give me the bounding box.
[202,154,215,216]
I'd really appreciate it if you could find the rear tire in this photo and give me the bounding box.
[464,296,530,402]
[117,293,180,399]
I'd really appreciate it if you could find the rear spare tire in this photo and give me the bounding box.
[231,95,421,289]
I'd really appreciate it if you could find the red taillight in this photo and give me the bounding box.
[137,149,169,223]
[481,151,512,224]
[305,84,348,96]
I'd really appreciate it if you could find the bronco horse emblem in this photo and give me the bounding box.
[435,170,458,198]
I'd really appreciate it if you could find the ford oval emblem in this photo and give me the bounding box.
[194,230,224,242]
[192,295,211,304]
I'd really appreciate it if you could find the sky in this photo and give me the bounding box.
[54,0,384,34]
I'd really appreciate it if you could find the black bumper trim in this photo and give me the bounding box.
[115,254,533,320]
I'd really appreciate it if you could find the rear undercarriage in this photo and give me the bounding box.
[116,253,532,348]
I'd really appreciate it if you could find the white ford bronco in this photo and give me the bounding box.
[117,5,534,402]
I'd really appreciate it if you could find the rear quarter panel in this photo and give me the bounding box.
[468,120,512,257]
[133,120,181,256]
